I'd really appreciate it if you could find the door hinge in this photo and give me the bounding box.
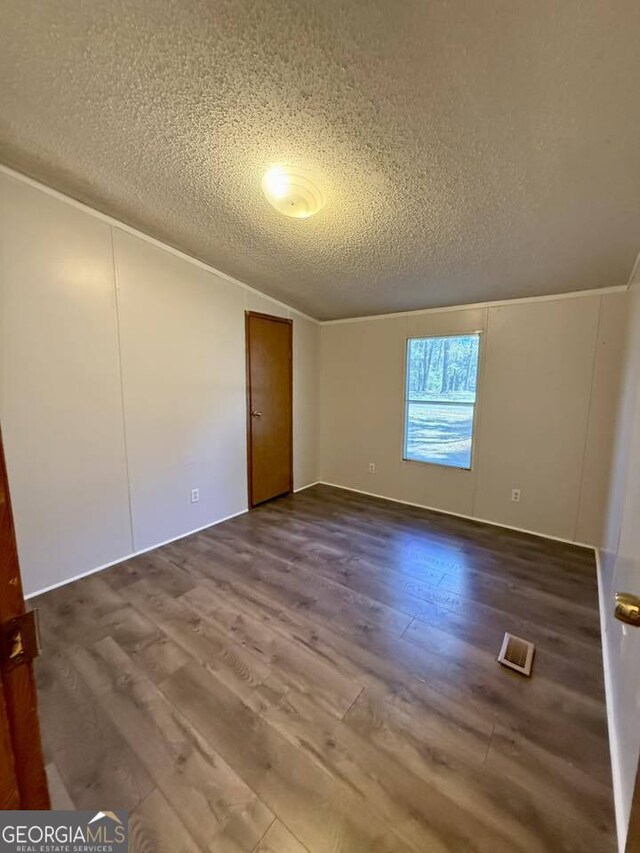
[0,610,40,672]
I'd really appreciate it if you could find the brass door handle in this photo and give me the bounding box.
[251,411,262,418]
[614,592,640,626]
[0,610,40,672]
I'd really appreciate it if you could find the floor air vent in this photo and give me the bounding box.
[497,633,535,676]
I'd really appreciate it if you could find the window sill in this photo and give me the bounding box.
[402,457,473,472]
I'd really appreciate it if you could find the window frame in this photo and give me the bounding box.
[402,331,484,472]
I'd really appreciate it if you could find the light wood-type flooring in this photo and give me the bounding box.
[33,484,615,852]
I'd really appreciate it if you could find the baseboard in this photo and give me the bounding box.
[25,476,618,848]
[27,479,594,597]
[25,507,249,600]
[26,483,321,599]
[318,481,595,550]
[595,548,627,853]
[294,480,321,493]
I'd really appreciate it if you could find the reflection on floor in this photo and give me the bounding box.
[34,484,614,852]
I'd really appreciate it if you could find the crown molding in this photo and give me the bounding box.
[0,163,319,325]
[320,284,629,325]
[3,161,634,327]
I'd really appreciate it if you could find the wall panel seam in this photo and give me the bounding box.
[109,227,136,554]
[0,165,319,325]
[24,507,248,599]
[573,295,604,542]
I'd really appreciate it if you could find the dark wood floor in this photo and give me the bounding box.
[33,484,615,852]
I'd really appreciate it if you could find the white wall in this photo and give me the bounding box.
[319,291,627,545]
[0,175,133,589]
[0,169,320,595]
[0,161,629,596]
[599,277,640,850]
[114,230,248,552]
[2,170,636,850]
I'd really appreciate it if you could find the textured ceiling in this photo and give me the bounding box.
[1,1,639,320]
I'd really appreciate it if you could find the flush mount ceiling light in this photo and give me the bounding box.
[262,165,325,218]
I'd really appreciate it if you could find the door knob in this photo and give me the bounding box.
[614,592,640,626]
[251,411,262,418]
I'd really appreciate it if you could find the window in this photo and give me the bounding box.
[403,333,481,469]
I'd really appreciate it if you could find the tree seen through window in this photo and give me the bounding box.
[404,334,480,468]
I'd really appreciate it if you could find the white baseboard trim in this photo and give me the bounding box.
[25,482,321,599]
[294,480,322,493]
[26,480,595,599]
[25,507,249,600]
[26,477,617,846]
[595,548,626,853]
[318,481,595,550]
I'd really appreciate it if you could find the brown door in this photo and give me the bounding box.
[246,312,293,507]
[0,424,50,809]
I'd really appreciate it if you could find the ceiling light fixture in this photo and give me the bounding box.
[262,165,325,218]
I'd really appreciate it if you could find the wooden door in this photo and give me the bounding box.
[0,424,50,809]
[245,312,293,507]
[628,767,640,851]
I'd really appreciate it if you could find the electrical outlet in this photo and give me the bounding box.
[368,463,376,474]
[191,488,200,503]
[511,488,521,503]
